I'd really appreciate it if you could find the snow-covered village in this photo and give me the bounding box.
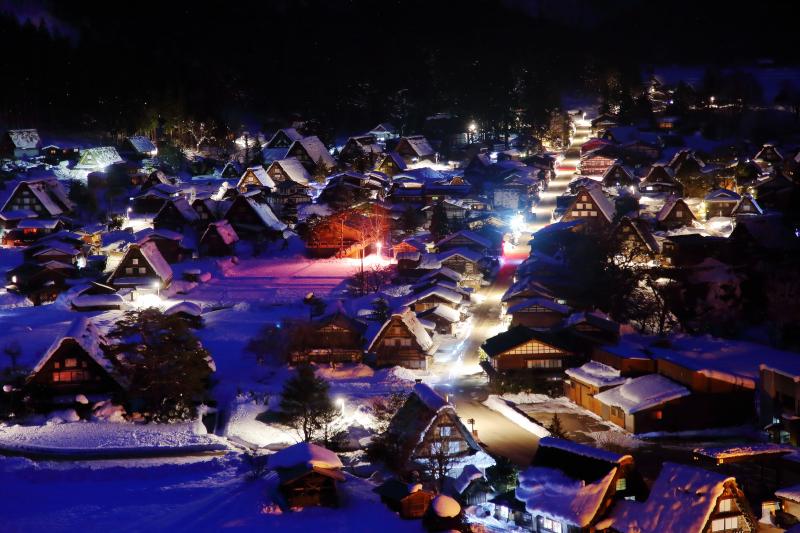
[1,1,800,532]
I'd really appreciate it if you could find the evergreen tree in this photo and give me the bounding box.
[278,365,338,443]
[372,297,390,322]
[108,308,213,421]
[547,412,567,439]
[487,456,519,493]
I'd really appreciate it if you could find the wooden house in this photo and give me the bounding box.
[289,309,366,365]
[1,178,73,219]
[564,361,627,416]
[655,196,695,230]
[591,343,656,377]
[1,129,41,159]
[374,152,407,176]
[266,158,311,186]
[164,301,204,329]
[339,134,382,166]
[136,229,185,264]
[385,383,482,475]
[578,146,620,176]
[612,217,659,260]
[305,211,373,258]
[132,183,178,213]
[436,248,483,276]
[237,166,275,191]
[272,179,311,222]
[416,304,461,335]
[199,220,239,257]
[452,464,494,506]
[139,170,174,190]
[368,122,399,143]
[593,373,690,433]
[516,437,645,533]
[561,312,620,346]
[622,139,661,161]
[2,218,68,245]
[286,136,336,174]
[24,317,124,408]
[754,143,783,165]
[481,325,580,375]
[122,136,157,158]
[754,172,799,211]
[74,146,123,171]
[153,197,200,232]
[265,128,303,149]
[395,135,435,163]
[640,164,683,195]
[760,364,800,446]
[267,442,345,509]
[403,284,465,313]
[192,198,223,223]
[560,185,615,231]
[660,233,728,267]
[5,260,76,305]
[732,194,763,216]
[374,480,435,519]
[705,188,741,218]
[601,463,756,533]
[601,161,638,188]
[435,230,492,256]
[223,194,287,240]
[107,242,173,289]
[507,298,571,328]
[367,308,437,370]
[24,239,82,265]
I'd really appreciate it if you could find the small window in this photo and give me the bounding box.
[132,258,139,265]
[448,441,461,454]
[581,195,588,201]
[616,478,627,491]
[719,498,732,512]
[440,426,451,437]
[64,358,78,368]
[675,210,682,217]
[138,267,147,274]
[652,410,663,420]
[125,267,134,274]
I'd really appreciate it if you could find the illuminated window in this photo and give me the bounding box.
[138,267,146,274]
[52,370,90,382]
[448,441,461,454]
[652,410,663,420]
[440,426,451,437]
[64,358,78,368]
[719,499,732,512]
[616,478,627,491]
[126,267,134,274]
[132,258,139,265]
[542,517,562,533]
[675,210,682,217]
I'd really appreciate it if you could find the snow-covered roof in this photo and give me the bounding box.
[656,196,693,222]
[538,437,629,464]
[776,484,800,503]
[75,146,123,170]
[267,128,303,146]
[400,135,435,158]
[436,229,491,250]
[599,463,734,533]
[369,122,397,134]
[436,247,484,265]
[292,136,336,169]
[243,198,287,232]
[140,241,173,282]
[7,129,40,150]
[695,443,794,462]
[507,297,570,316]
[565,361,627,389]
[165,301,202,317]
[404,285,464,307]
[272,158,311,185]
[454,464,485,494]
[127,136,156,154]
[431,494,461,518]
[2,178,71,216]
[368,307,434,353]
[29,317,118,381]
[267,442,343,470]
[422,304,461,323]
[412,382,449,412]
[704,188,740,202]
[71,293,124,310]
[516,465,617,528]
[205,219,239,245]
[583,185,615,222]
[239,166,275,189]
[594,374,690,414]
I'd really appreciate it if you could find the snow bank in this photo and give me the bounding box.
[483,395,550,438]
[431,494,461,518]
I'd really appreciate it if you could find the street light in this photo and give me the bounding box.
[153,280,161,297]
[336,397,345,414]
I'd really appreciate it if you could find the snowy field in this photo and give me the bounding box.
[0,455,423,533]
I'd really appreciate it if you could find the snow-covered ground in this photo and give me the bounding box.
[0,454,423,532]
[0,418,227,456]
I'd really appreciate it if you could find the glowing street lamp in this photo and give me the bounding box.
[376,241,383,258]
[153,280,162,297]
[336,397,345,414]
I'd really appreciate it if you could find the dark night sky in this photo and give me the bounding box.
[0,0,798,134]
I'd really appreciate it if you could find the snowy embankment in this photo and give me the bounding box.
[0,419,228,458]
[483,395,551,438]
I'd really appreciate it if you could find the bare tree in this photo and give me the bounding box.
[420,431,459,491]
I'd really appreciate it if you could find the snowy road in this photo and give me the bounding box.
[438,123,592,466]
